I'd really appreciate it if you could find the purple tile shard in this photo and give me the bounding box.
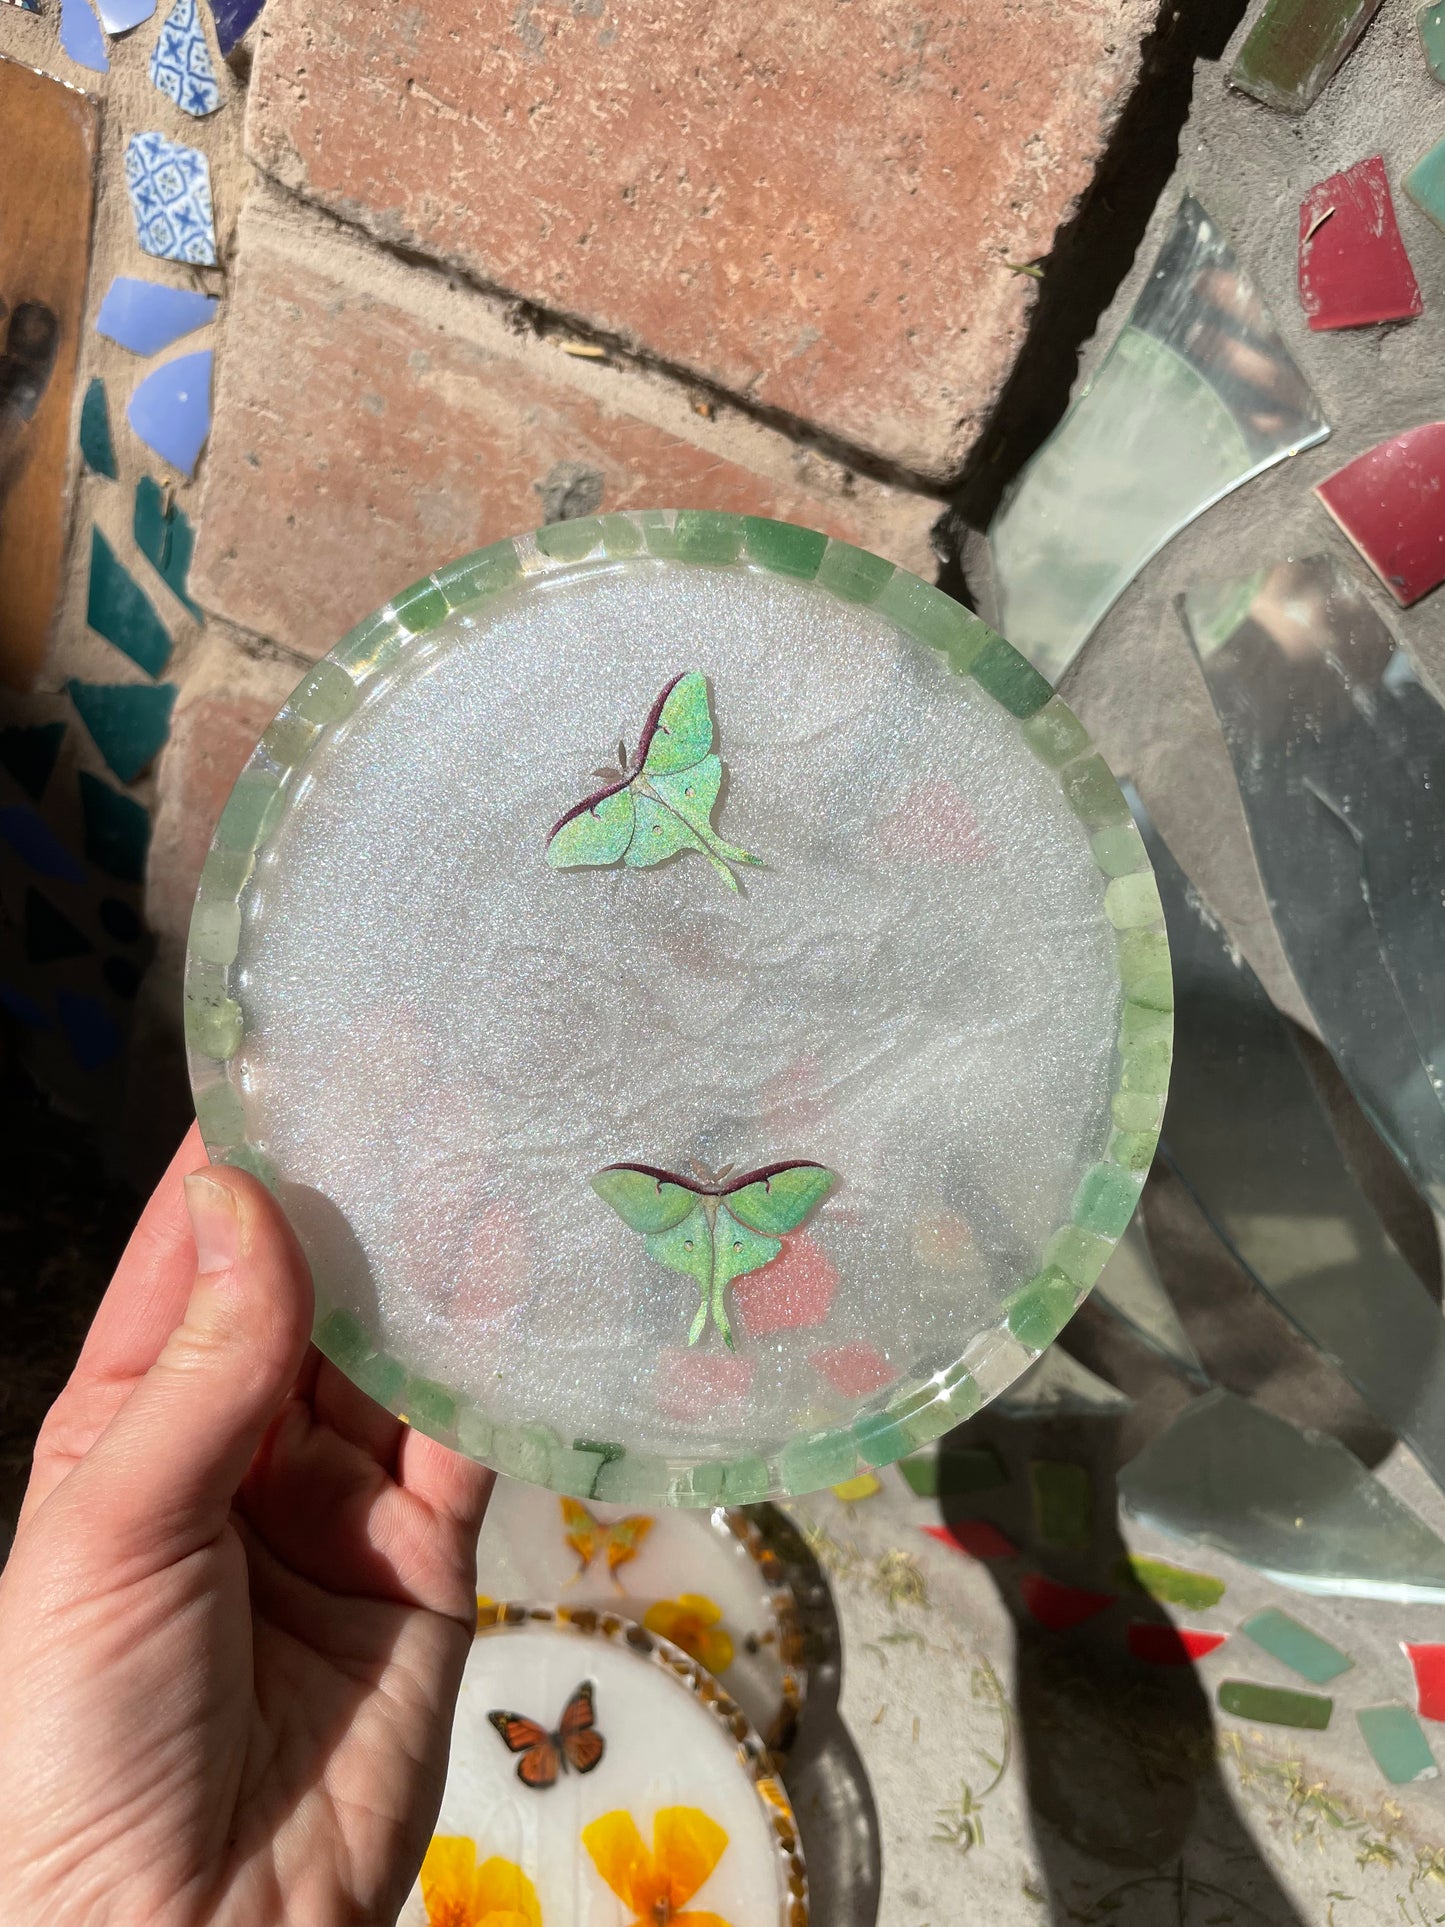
[149,0,221,116]
[205,0,264,57]
[60,0,109,71]
[127,350,212,476]
[96,275,217,356]
[125,132,216,267]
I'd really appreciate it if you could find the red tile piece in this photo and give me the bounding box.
[1127,1622,1228,1667]
[923,1520,1017,1561]
[1403,1641,1445,1721]
[1315,423,1445,606]
[1299,156,1423,330]
[1019,1572,1114,1631]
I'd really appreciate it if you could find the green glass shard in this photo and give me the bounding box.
[1114,1554,1226,1610]
[79,377,117,479]
[1029,1460,1092,1549]
[1356,1704,1438,1784]
[1420,1,1445,80]
[87,528,171,677]
[1230,0,1385,113]
[1217,1679,1332,1730]
[1240,1607,1353,1684]
[1093,1218,1206,1383]
[1404,135,1445,233]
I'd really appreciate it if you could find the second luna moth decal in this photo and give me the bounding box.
[545,671,760,892]
[592,1160,836,1349]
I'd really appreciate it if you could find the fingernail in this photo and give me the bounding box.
[184,1171,240,1275]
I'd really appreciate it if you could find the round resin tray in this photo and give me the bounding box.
[184,510,1172,1504]
[477,1480,806,1749]
[398,1605,807,1927]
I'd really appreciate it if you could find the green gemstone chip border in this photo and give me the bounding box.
[184,510,1173,1506]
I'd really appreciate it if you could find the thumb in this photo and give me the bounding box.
[67,1167,314,1566]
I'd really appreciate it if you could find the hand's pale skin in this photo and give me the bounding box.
[0,1126,492,1926]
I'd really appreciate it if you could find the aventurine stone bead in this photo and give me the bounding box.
[223,1143,278,1189]
[316,1307,371,1370]
[194,1079,245,1143]
[1043,1223,1114,1287]
[291,659,359,727]
[1073,1161,1144,1239]
[190,899,241,966]
[200,843,254,899]
[186,980,244,1060]
[456,1402,494,1460]
[215,770,284,853]
[817,540,894,604]
[1119,1000,1173,1049]
[874,571,989,671]
[537,516,607,563]
[741,517,827,580]
[1007,1268,1080,1350]
[354,1351,407,1408]
[264,713,319,768]
[1091,823,1149,875]
[440,541,523,606]
[781,1429,857,1492]
[1107,1127,1157,1174]
[392,576,449,632]
[404,1375,458,1435]
[1120,1037,1172,1094]
[721,1455,772,1503]
[1106,872,1165,929]
[673,510,743,564]
[970,633,1052,717]
[1062,754,1132,829]
[1113,1089,1166,1132]
[1022,699,1089,767]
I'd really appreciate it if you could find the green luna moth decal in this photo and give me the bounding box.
[592,1160,836,1350]
[546,671,761,893]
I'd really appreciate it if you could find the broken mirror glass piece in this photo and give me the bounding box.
[990,195,1327,682]
[1405,135,1445,231]
[95,275,217,356]
[126,350,212,476]
[0,722,65,801]
[60,0,108,69]
[1092,1216,1207,1383]
[1120,1389,1445,1604]
[1315,424,1445,605]
[134,475,202,618]
[124,133,216,266]
[994,1345,1132,1415]
[87,528,171,676]
[1230,0,1384,112]
[149,0,220,116]
[205,0,263,56]
[1217,1679,1332,1729]
[66,679,177,785]
[78,771,149,883]
[1404,1642,1445,1720]
[1181,558,1445,1211]
[1138,800,1445,1493]
[1239,1607,1353,1683]
[1298,157,1422,330]
[1420,3,1445,80]
[79,378,117,477]
[95,0,153,28]
[1357,1704,1438,1782]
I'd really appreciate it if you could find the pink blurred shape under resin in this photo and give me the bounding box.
[1315,422,1445,605]
[1403,1640,1445,1721]
[730,1233,838,1335]
[1299,156,1422,330]
[1127,1622,1228,1667]
[811,1342,895,1397]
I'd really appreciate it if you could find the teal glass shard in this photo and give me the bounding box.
[1404,134,1445,232]
[87,527,172,677]
[1420,2,1445,81]
[1239,1607,1353,1684]
[23,888,92,964]
[134,476,203,618]
[1120,1389,1445,1604]
[66,679,177,784]
[1137,800,1445,1494]
[1181,557,1445,1213]
[1092,1216,1207,1383]
[79,377,117,478]
[989,195,1327,683]
[1230,0,1384,113]
[78,771,150,883]
[0,722,65,801]
[1356,1704,1438,1783]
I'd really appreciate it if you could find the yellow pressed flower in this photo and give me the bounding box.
[582,1805,731,1926]
[643,1593,735,1675]
[420,1835,541,1927]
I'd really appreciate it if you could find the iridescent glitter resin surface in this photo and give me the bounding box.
[184,511,1170,1504]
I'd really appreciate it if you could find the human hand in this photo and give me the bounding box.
[0,1125,492,1926]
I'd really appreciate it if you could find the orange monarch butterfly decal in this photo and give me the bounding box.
[487,1680,605,1789]
[560,1497,654,1584]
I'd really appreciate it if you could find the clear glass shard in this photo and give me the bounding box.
[989,194,1328,682]
[994,1344,1132,1415]
[1120,1389,1445,1603]
[1093,1215,1207,1383]
[1180,556,1445,1211]
[1135,798,1445,1493]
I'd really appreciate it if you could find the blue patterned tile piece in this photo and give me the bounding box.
[125,132,216,266]
[206,0,263,56]
[3,0,43,14]
[96,276,217,356]
[127,350,212,475]
[60,0,109,72]
[149,0,220,116]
